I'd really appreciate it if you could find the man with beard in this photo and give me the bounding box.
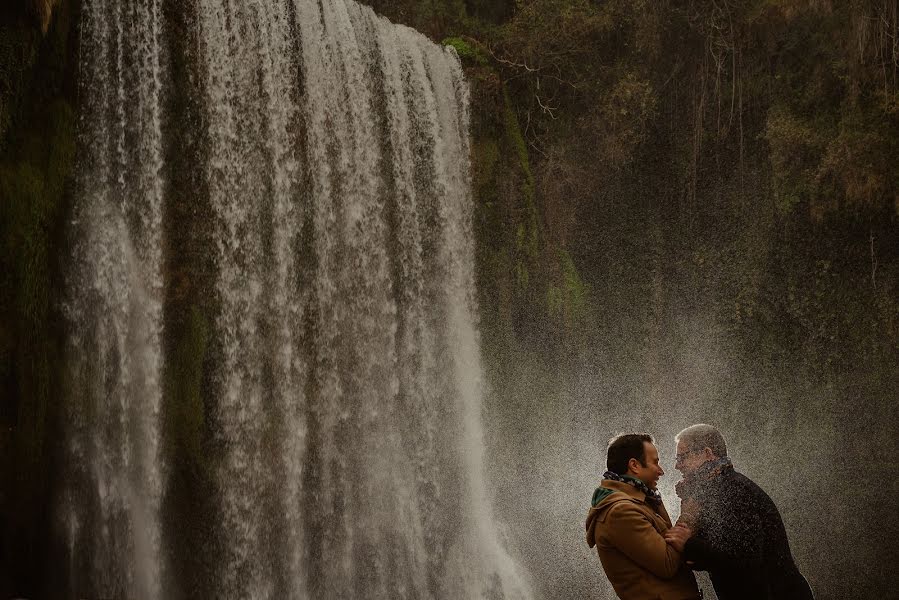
[665,424,814,600]
[586,433,700,599]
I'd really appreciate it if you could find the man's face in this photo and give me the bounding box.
[631,442,664,489]
[675,439,709,477]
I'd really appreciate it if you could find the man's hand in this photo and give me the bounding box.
[664,523,692,553]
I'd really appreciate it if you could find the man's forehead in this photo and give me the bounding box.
[643,441,659,455]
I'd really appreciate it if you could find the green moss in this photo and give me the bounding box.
[514,222,530,289]
[546,249,589,325]
[502,86,535,206]
[442,36,488,65]
[502,85,540,281]
[473,137,500,191]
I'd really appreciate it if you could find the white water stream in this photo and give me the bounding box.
[64,1,529,598]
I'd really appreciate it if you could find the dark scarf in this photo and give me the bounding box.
[603,470,663,504]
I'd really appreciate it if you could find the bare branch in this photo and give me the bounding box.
[485,46,539,73]
[536,93,558,119]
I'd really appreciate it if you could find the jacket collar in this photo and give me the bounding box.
[601,478,648,503]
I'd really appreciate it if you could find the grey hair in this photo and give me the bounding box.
[675,423,728,458]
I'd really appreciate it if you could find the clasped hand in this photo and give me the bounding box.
[664,523,692,553]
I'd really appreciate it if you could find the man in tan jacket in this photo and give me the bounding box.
[586,433,700,600]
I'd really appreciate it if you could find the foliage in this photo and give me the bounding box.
[442,36,489,65]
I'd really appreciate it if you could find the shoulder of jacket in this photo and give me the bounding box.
[600,498,669,534]
[730,472,774,502]
[605,496,646,515]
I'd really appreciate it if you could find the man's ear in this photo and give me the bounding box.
[626,457,638,474]
[703,447,716,460]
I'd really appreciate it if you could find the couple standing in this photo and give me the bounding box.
[585,425,814,600]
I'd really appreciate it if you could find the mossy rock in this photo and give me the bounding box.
[546,248,589,327]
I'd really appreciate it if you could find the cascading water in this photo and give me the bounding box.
[64,0,166,597]
[64,1,529,599]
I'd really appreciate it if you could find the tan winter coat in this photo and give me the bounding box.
[586,480,700,600]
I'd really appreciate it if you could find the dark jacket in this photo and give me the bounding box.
[677,466,813,600]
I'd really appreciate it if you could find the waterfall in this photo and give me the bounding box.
[64,0,165,597]
[64,1,529,598]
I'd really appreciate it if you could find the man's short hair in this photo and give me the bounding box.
[675,424,728,457]
[606,433,654,475]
